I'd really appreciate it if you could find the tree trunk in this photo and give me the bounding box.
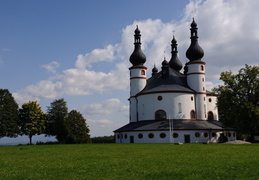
[29,133,33,145]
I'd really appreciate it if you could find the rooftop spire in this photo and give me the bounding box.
[152,64,158,76]
[129,26,146,66]
[186,18,204,61]
[169,36,182,71]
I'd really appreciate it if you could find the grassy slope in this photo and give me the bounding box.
[0,144,258,180]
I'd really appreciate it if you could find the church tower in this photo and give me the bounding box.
[129,26,147,122]
[186,19,207,120]
[169,36,182,71]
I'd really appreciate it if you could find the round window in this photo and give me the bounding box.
[160,133,166,138]
[173,133,178,138]
[157,96,163,101]
[148,133,154,138]
[204,132,208,138]
[138,133,143,139]
[212,132,216,137]
[195,132,200,138]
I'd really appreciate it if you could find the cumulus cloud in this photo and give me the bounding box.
[75,45,117,69]
[80,98,129,117]
[13,0,259,105]
[41,61,60,74]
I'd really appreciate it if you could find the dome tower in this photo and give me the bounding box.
[185,19,207,120]
[169,36,182,71]
[129,26,147,122]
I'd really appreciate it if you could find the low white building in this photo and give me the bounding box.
[114,19,236,143]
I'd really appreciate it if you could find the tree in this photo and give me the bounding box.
[65,110,91,144]
[18,101,46,145]
[213,64,259,141]
[0,89,19,138]
[91,135,115,143]
[46,98,69,143]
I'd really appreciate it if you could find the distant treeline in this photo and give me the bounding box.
[91,135,115,143]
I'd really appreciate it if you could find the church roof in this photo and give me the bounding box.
[137,67,194,96]
[114,119,232,132]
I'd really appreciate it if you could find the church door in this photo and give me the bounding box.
[130,136,134,143]
[184,135,191,143]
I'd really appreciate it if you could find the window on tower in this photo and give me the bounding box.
[178,103,182,113]
[208,111,214,120]
[155,110,167,120]
[141,70,145,75]
[190,110,196,120]
[201,65,204,71]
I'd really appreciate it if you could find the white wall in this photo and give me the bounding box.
[137,93,195,120]
[115,130,236,143]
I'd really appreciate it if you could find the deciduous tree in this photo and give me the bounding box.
[213,64,259,141]
[0,89,19,138]
[18,101,46,145]
[65,110,91,144]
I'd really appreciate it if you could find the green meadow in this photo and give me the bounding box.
[0,143,258,180]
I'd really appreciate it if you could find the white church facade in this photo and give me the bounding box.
[114,19,236,143]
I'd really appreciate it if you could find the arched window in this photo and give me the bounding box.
[201,65,204,71]
[155,110,166,120]
[190,110,196,120]
[208,111,214,120]
[141,70,145,75]
[178,103,182,113]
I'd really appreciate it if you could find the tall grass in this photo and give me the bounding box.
[0,144,258,179]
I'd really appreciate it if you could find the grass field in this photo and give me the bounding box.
[0,143,259,180]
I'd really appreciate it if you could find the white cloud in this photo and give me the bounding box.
[80,98,129,117]
[13,0,259,105]
[41,61,60,74]
[75,44,116,69]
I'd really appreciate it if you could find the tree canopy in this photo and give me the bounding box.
[0,89,19,138]
[46,98,68,143]
[213,64,259,141]
[46,99,91,144]
[18,101,47,145]
[65,110,91,144]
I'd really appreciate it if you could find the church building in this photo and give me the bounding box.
[114,19,236,143]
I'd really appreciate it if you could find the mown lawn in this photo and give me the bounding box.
[0,143,258,180]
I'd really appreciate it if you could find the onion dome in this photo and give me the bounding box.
[129,26,146,66]
[152,64,158,76]
[169,36,183,71]
[162,58,169,66]
[186,18,204,61]
[161,57,169,77]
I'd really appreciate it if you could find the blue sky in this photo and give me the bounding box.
[1,0,259,144]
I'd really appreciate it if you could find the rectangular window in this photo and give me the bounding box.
[178,103,182,113]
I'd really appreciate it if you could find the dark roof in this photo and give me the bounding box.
[137,68,194,96]
[114,119,233,132]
